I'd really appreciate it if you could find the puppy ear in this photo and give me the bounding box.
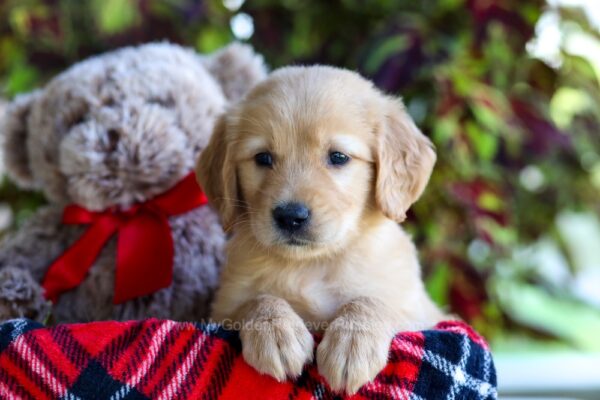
[374,98,436,223]
[1,91,40,188]
[195,115,239,232]
[204,42,267,101]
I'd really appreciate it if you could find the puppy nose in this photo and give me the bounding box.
[273,202,311,233]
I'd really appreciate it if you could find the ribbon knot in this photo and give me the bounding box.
[42,173,207,304]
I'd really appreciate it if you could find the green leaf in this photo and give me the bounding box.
[426,263,451,306]
[196,27,232,53]
[5,64,39,96]
[471,103,500,130]
[432,113,459,144]
[480,219,516,246]
[363,35,409,74]
[94,0,139,34]
[478,192,503,212]
[496,280,600,351]
[550,87,593,129]
[465,121,498,161]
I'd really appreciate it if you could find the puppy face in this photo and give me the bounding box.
[196,66,435,258]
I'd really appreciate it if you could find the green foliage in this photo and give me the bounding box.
[1,0,599,346]
[93,0,141,34]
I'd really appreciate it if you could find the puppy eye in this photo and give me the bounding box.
[254,152,273,168]
[329,151,350,166]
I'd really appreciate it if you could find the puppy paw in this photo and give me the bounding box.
[0,267,51,322]
[240,298,314,381]
[317,313,392,394]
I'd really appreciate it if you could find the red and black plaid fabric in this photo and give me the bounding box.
[0,318,496,399]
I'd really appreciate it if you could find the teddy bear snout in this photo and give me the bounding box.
[59,104,193,210]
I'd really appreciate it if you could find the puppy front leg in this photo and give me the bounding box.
[237,294,314,381]
[317,297,396,394]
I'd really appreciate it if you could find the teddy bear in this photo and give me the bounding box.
[0,42,267,323]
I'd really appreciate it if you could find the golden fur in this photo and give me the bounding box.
[196,66,445,394]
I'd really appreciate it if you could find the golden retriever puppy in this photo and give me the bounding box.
[195,66,446,394]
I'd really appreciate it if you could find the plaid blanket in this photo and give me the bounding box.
[0,318,496,400]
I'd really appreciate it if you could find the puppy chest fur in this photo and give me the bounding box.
[211,218,439,330]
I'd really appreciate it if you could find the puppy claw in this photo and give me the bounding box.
[317,316,391,395]
[240,311,314,381]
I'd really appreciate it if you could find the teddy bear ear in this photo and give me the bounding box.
[1,91,40,188]
[204,42,268,101]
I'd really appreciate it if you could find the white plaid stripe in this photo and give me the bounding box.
[422,334,497,399]
[447,335,471,400]
[126,320,177,387]
[13,335,69,398]
[106,320,178,400]
[0,380,18,399]
[356,328,496,400]
[157,331,207,400]
[391,331,497,399]
[108,384,135,400]
[6,319,30,341]
[60,392,83,400]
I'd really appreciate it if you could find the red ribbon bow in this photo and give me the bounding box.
[42,172,207,305]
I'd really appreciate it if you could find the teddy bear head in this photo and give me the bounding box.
[1,42,266,211]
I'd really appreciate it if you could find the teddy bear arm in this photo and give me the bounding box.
[0,206,69,321]
[0,206,70,279]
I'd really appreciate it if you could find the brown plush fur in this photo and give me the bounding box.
[196,66,445,394]
[0,42,267,323]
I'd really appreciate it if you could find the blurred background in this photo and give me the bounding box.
[1,0,599,397]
